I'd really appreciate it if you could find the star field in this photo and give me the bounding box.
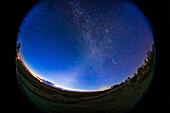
[17,0,154,91]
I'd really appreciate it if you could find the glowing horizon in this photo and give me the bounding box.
[17,54,112,92]
[17,52,152,92]
[17,0,154,92]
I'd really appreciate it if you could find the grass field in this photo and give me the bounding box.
[16,59,154,113]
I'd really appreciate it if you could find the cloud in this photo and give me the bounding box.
[46,71,79,90]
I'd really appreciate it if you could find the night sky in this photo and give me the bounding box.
[17,0,153,92]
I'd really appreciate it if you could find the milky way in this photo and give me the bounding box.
[62,0,116,78]
[17,0,154,91]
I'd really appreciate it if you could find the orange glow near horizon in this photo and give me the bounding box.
[51,83,111,92]
[17,53,111,92]
[17,53,44,83]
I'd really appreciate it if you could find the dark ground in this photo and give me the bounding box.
[4,0,168,113]
[16,57,155,113]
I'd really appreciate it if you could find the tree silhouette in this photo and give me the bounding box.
[16,43,21,53]
[131,44,155,84]
[110,44,155,89]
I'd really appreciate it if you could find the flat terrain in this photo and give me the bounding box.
[16,59,154,113]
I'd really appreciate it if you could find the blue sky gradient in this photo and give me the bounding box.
[17,0,154,91]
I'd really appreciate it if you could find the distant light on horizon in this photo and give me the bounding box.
[17,0,154,92]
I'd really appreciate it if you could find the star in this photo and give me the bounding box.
[18,0,154,91]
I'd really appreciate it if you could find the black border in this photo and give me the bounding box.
[5,0,167,113]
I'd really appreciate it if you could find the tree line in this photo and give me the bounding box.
[111,44,155,89]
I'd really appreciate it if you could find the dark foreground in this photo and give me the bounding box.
[16,58,154,113]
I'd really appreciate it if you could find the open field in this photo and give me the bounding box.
[16,59,154,113]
